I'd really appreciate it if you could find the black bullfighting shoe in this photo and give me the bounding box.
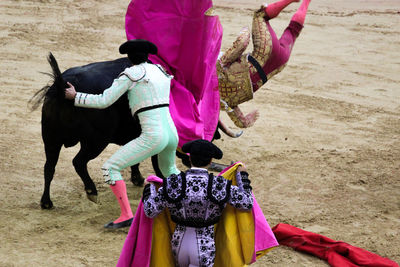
[104,217,133,229]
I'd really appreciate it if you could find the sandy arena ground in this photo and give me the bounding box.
[0,0,399,266]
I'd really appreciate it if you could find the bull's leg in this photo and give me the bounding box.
[72,142,107,203]
[130,164,144,186]
[41,142,62,209]
[151,155,165,178]
[176,151,191,168]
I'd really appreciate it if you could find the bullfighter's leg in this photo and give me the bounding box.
[265,0,300,20]
[72,141,108,203]
[156,110,180,177]
[263,0,310,77]
[147,111,180,178]
[176,227,201,267]
[250,0,309,92]
[102,107,179,228]
[291,0,312,25]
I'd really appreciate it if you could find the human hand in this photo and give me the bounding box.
[144,178,154,186]
[65,82,77,100]
[237,165,247,173]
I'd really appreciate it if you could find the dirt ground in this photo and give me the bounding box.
[0,0,399,266]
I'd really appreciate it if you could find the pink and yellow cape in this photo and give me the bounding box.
[125,0,222,147]
[116,163,278,267]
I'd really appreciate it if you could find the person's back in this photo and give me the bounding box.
[164,169,239,226]
[125,62,172,115]
[143,139,253,267]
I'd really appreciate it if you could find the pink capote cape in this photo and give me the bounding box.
[125,0,223,147]
[117,163,279,267]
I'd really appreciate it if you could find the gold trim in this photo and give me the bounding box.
[204,7,216,16]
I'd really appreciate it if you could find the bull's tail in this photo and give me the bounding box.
[29,52,66,110]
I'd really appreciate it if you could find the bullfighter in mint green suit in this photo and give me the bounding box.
[65,39,180,229]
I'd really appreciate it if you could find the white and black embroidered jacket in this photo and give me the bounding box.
[143,168,253,227]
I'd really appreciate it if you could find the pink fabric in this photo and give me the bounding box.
[265,0,295,19]
[252,196,279,262]
[125,0,223,147]
[116,200,153,267]
[291,0,311,25]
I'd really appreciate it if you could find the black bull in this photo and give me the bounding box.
[30,53,233,209]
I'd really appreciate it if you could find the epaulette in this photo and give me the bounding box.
[163,172,186,203]
[207,174,231,206]
[120,65,146,82]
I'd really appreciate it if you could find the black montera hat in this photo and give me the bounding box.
[119,39,158,55]
[182,139,223,160]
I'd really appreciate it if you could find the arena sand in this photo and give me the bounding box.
[0,0,399,266]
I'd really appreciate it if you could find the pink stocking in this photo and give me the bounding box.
[265,0,299,20]
[110,180,133,223]
[291,0,311,25]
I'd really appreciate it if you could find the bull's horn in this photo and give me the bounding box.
[208,162,230,172]
[218,119,243,138]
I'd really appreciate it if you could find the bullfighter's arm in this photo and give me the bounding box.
[74,75,134,109]
[228,170,253,211]
[142,183,167,218]
[226,105,259,128]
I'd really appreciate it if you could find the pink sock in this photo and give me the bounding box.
[265,0,298,19]
[291,0,311,25]
[110,180,133,224]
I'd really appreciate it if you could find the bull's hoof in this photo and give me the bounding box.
[40,200,54,209]
[86,194,98,203]
[131,175,144,187]
[85,189,98,203]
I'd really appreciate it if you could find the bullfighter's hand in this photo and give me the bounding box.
[237,165,247,173]
[144,179,154,186]
[65,82,77,100]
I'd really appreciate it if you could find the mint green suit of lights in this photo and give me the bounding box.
[74,62,180,183]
